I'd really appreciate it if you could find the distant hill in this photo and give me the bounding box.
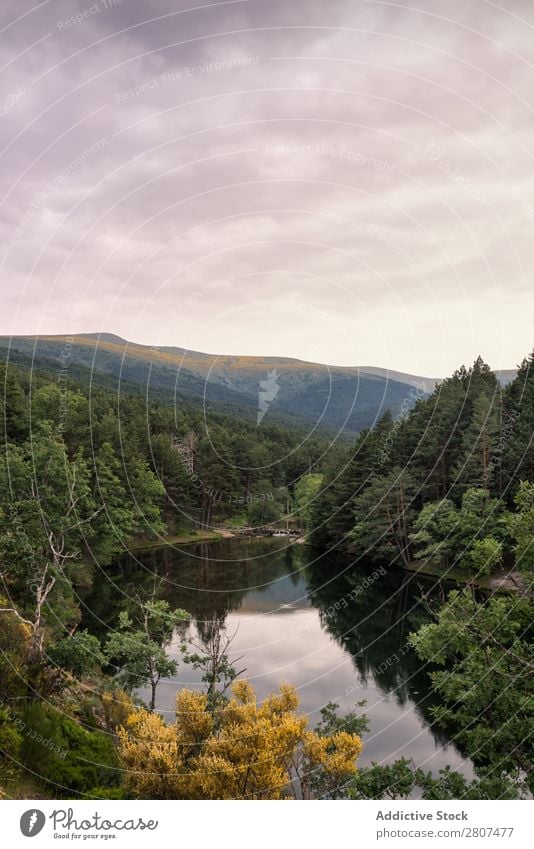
[355,366,438,394]
[494,369,517,387]
[0,334,516,434]
[358,365,516,390]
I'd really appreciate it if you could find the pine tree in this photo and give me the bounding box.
[0,363,28,443]
[500,351,534,500]
[452,387,501,496]
[310,413,395,549]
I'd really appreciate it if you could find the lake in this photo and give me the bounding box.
[83,536,471,776]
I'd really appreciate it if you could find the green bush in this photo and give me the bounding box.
[48,630,105,679]
[0,708,23,758]
[18,703,122,795]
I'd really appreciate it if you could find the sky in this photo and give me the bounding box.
[0,0,533,377]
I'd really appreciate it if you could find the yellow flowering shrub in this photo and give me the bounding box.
[118,681,363,799]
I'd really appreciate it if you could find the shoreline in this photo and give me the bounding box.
[403,557,526,595]
[127,533,526,596]
[127,529,234,550]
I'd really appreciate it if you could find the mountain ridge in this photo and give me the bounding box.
[4,332,442,384]
[0,333,517,435]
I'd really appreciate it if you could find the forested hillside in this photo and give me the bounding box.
[0,334,433,434]
[0,357,339,535]
[310,353,534,585]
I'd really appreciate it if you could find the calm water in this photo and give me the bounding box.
[83,537,471,775]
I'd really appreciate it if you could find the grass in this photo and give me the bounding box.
[128,529,226,551]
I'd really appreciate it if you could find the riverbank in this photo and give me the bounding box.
[128,525,306,551]
[129,534,526,595]
[404,557,526,595]
[128,529,234,550]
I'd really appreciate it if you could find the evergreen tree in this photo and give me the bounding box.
[500,352,534,499]
[452,386,501,497]
[350,468,418,566]
[0,363,28,443]
[310,413,394,550]
[92,442,137,562]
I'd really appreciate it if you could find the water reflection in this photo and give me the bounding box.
[82,537,471,775]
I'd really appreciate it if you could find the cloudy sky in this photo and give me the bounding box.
[1,0,533,376]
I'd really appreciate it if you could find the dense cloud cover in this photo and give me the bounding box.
[1,0,533,374]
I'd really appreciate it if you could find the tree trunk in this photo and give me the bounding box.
[31,568,56,661]
[150,679,157,712]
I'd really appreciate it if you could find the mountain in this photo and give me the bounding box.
[494,369,518,387]
[355,366,438,394]
[0,333,509,434]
